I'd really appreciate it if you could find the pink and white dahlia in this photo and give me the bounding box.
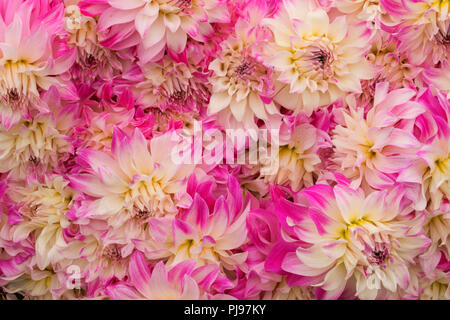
[2,266,81,300]
[397,90,449,210]
[138,175,249,269]
[332,82,424,190]
[399,136,450,210]
[6,175,75,270]
[75,108,135,151]
[423,61,450,98]
[243,193,312,300]
[335,0,384,26]
[420,270,450,300]
[419,247,450,300]
[419,202,450,276]
[79,0,230,63]
[64,1,123,82]
[380,0,450,66]
[362,33,422,102]
[208,3,280,131]
[264,0,375,115]
[270,280,316,300]
[0,90,77,178]
[134,55,209,114]
[278,183,430,299]
[69,128,196,230]
[105,251,233,299]
[0,0,76,128]
[1,0,450,301]
[261,114,331,191]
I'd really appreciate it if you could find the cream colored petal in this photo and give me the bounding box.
[208,91,232,114]
[248,92,267,120]
[306,9,329,36]
[230,96,247,122]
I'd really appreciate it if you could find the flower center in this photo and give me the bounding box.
[170,89,187,101]
[1,60,38,107]
[340,219,392,269]
[227,55,270,89]
[171,0,192,10]
[435,27,450,46]
[29,155,39,165]
[293,40,336,80]
[368,243,390,266]
[84,54,96,67]
[310,48,331,69]
[234,59,255,79]
[7,88,19,102]
[103,245,121,260]
[133,205,152,219]
[435,156,449,173]
[159,0,193,13]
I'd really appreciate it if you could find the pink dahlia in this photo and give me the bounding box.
[79,0,230,63]
[380,0,450,66]
[276,182,430,299]
[136,175,249,269]
[0,0,76,128]
[105,251,233,299]
[68,127,198,244]
[208,1,280,131]
[332,82,425,190]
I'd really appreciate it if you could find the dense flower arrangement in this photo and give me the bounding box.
[0,0,449,300]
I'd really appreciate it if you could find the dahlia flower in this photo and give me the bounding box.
[64,2,123,82]
[270,279,316,300]
[5,175,74,270]
[399,136,450,210]
[137,175,249,269]
[264,0,375,115]
[380,0,450,66]
[335,0,384,26]
[79,0,230,63]
[332,82,424,190]
[419,202,450,276]
[149,107,198,133]
[75,108,135,151]
[208,3,280,131]
[0,89,77,178]
[419,247,450,300]
[420,272,450,300]
[362,33,422,104]
[0,0,449,301]
[0,0,76,128]
[105,251,232,299]
[277,183,430,299]
[243,195,303,300]
[69,128,196,230]
[134,55,209,113]
[261,114,331,191]
[423,62,450,99]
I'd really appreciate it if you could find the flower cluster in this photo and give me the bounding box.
[0,0,449,300]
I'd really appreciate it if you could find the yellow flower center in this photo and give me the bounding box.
[434,155,449,173]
